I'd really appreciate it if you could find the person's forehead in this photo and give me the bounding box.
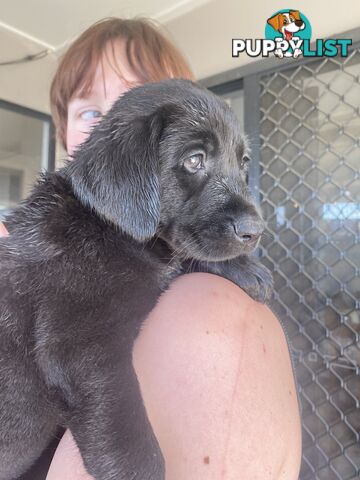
[90,62,131,98]
[73,40,141,101]
[98,41,139,83]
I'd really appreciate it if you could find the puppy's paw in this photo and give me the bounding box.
[188,257,273,304]
[233,258,274,304]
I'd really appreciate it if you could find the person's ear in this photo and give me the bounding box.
[63,108,167,242]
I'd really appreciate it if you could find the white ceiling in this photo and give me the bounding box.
[0,0,209,52]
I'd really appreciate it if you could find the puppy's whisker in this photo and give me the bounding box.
[167,243,191,265]
[189,257,198,273]
[147,231,162,251]
[166,235,199,267]
[173,236,198,258]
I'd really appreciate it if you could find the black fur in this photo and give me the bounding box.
[0,79,273,480]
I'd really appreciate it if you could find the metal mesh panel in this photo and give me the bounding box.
[259,51,360,479]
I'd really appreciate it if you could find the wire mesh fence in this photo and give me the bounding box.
[259,51,360,479]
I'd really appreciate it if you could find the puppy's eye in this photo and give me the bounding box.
[183,153,205,173]
[283,18,288,24]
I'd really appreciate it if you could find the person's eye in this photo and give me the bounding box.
[80,110,102,121]
[183,152,205,173]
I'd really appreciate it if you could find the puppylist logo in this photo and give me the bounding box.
[232,9,352,59]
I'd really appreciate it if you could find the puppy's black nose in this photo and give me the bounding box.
[232,217,264,244]
[295,20,303,27]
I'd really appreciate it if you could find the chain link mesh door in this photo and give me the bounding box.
[258,51,360,479]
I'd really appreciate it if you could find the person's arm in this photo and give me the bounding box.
[0,222,8,237]
[47,273,302,480]
[46,430,93,480]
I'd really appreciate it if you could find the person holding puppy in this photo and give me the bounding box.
[1,17,301,480]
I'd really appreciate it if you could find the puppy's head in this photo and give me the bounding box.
[64,79,264,262]
[267,11,304,38]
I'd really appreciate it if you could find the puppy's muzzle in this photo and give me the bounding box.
[231,215,265,248]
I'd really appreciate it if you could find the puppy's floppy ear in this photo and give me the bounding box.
[64,107,167,242]
[267,13,282,32]
[289,10,301,21]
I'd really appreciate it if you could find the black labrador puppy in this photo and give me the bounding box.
[0,79,272,480]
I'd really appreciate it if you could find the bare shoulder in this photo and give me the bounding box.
[134,271,302,480]
[156,271,288,342]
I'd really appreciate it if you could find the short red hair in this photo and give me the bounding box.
[50,17,195,150]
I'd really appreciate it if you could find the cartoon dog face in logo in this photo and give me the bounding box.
[267,10,305,58]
